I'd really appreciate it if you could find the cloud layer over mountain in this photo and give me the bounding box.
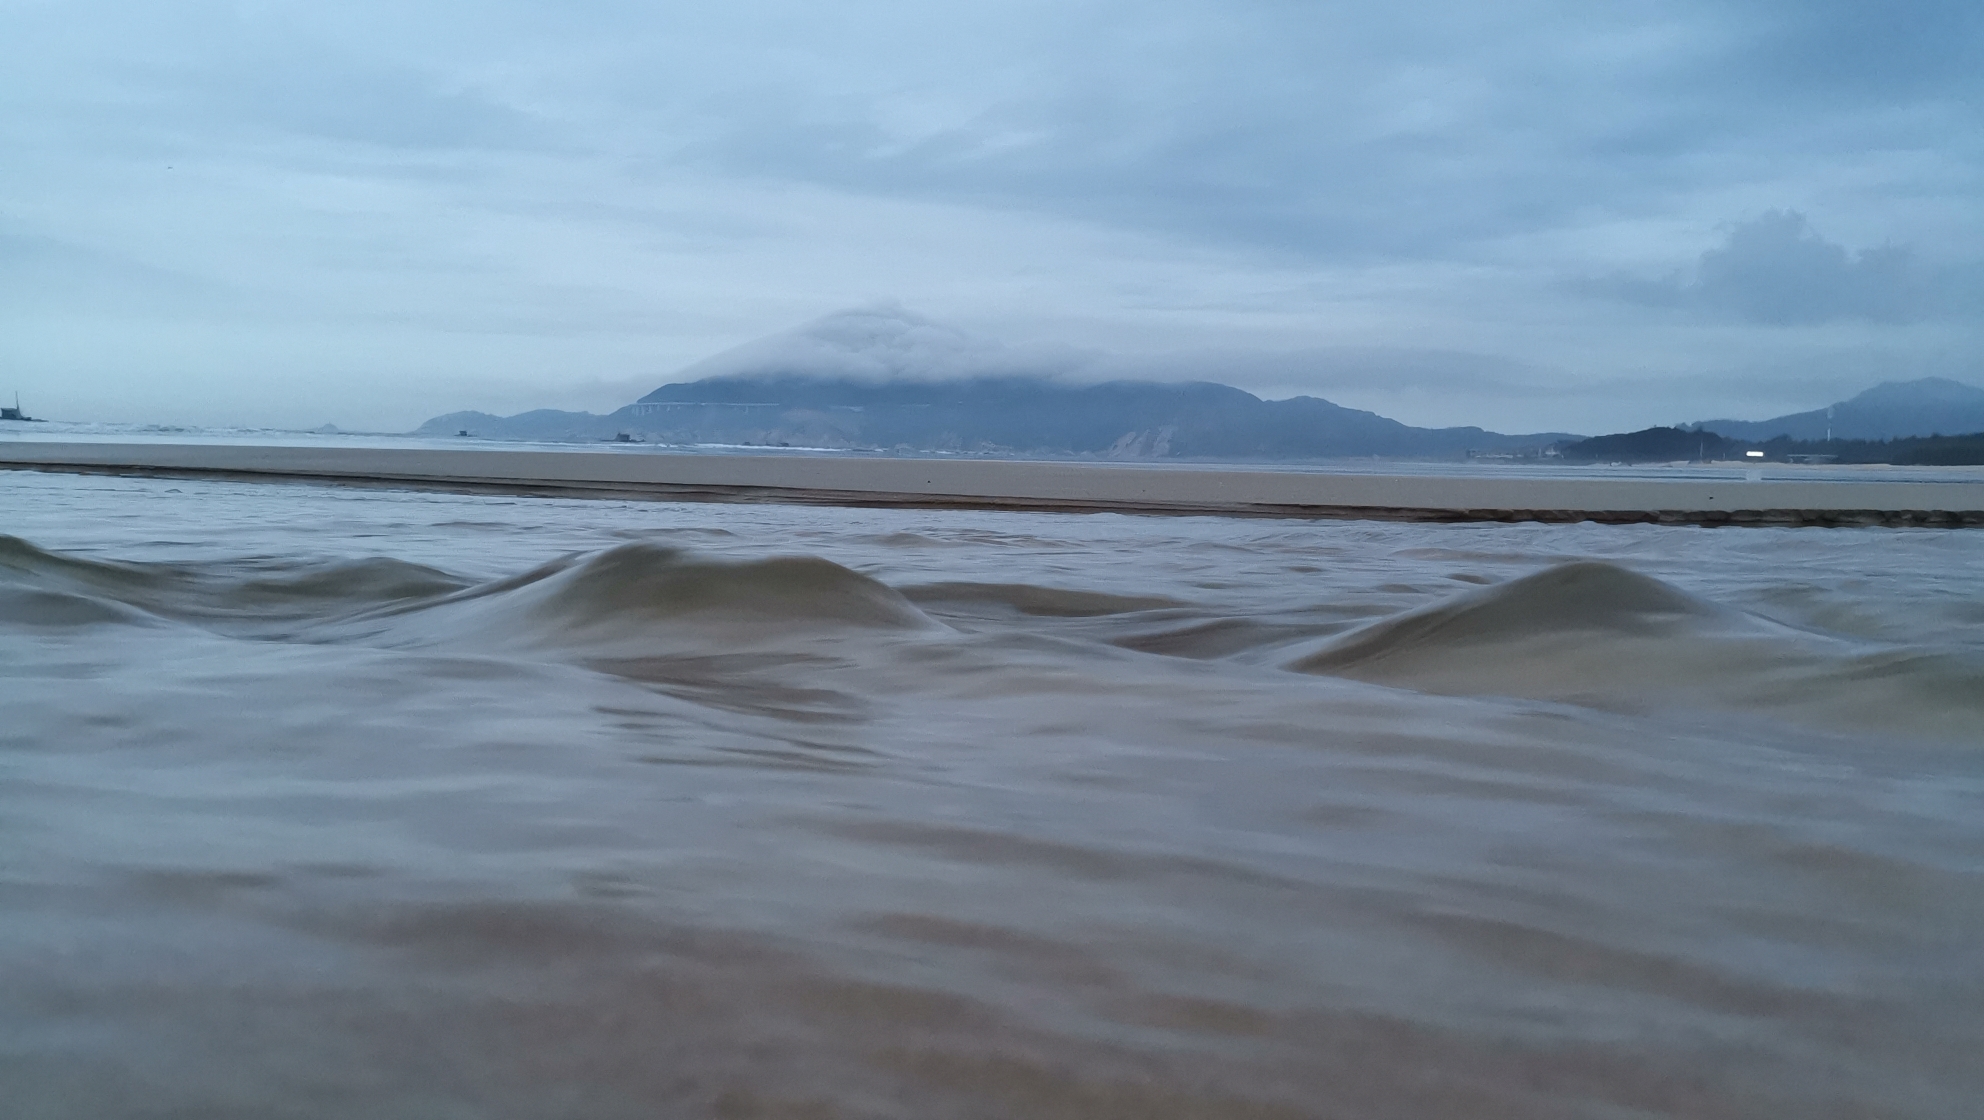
[674,305,1092,384]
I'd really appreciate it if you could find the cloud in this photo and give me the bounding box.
[1697,212,1916,324]
[660,304,1984,438]
[676,304,1095,383]
[652,0,1984,260]
[0,231,232,313]
[0,0,1978,434]
[1731,0,1984,99]
[673,304,1554,400]
[1583,210,1976,325]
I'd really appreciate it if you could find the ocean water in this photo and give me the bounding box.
[2,468,1981,1119]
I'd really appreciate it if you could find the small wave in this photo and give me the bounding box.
[0,535,195,629]
[0,534,466,630]
[900,581,1184,618]
[352,542,940,653]
[1293,561,1755,675]
[0,534,171,597]
[868,532,953,549]
[0,586,159,628]
[1290,561,1984,739]
[1112,617,1353,660]
[224,559,468,612]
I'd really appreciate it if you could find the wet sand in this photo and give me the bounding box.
[4,441,1984,525]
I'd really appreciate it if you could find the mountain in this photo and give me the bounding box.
[417,409,615,443]
[635,375,1575,458]
[417,375,1575,459]
[1696,377,1984,441]
[1558,427,1742,463]
[418,307,1577,459]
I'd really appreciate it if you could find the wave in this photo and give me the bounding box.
[7,531,1978,740]
[1293,561,1760,673]
[1111,616,1354,660]
[1290,561,1984,739]
[218,558,469,615]
[0,586,160,628]
[0,534,465,631]
[0,533,174,602]
[900,581,1183,618]
[343,542,940,654]
[0,534,940,656]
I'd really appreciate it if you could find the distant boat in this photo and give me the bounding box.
[1,394,40,422]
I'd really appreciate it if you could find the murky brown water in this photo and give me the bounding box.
[3,469,1982,1118]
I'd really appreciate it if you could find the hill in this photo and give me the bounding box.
[1558,426,1984,465]
[418,409,617,442]
[419,375,1575,460]
[1557,428,1742,463]
[1696,377,1984,441]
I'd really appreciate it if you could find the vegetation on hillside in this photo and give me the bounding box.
[1558,427,1984,465]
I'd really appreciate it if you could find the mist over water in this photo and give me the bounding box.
[3,471,1982,1118]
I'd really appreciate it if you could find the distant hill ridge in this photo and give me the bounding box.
[423,374,1575,460]
[1558,426,1984,465]
[1695,377,1984,441]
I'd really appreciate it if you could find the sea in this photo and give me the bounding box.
[2,446,1982,1119]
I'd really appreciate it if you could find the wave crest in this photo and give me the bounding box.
[360,543,939,652]
[0,534,467,630]
[1289,561,1984,739]
[1292,561,1748,675]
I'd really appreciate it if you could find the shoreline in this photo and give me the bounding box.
[4,441,1983,527]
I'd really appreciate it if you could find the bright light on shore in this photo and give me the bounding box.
[1745,451,1765,459]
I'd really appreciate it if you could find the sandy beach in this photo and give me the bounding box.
[5,441,1983,526]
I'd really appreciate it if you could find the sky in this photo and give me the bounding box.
[1,0,1979,435]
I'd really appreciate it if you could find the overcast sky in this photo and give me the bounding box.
[2,0,1979,434]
